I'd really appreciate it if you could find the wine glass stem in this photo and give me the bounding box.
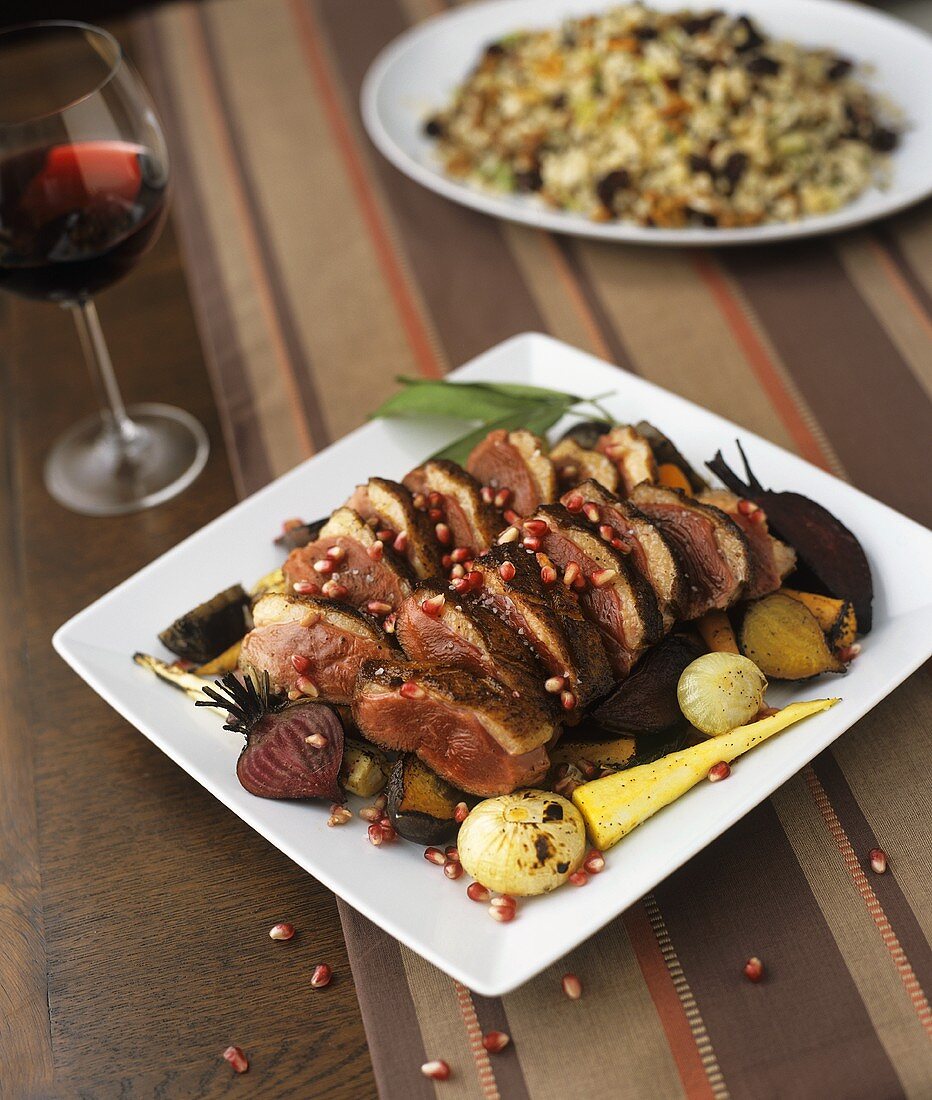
[71,299,139,446]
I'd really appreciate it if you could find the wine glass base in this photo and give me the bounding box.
[44,403,210,516]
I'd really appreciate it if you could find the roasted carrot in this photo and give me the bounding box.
[697,610,739,654]
[657,463,692,493]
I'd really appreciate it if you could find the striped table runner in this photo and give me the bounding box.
[134,2,932,1096]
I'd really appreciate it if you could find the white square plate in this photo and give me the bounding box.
[54,333,932,996]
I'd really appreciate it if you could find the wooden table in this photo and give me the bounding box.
[0,37,375,1091]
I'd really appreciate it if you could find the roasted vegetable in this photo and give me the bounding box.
[696,610,739,654]
[197,673,344,801]
[573,698,840,849]
[740,594,846,680]
[250,566,287,600]
[708,443,872,631]
[677,652,768,735]
[591,634,704,736]
[782,589,857,648]
[557,419,614,452]
[274,517,328,551]
[457,790,586,896]
[550,438,620,493]
[386,754,461,845]
[195,640,243,677]
[341,739,391,798]
[656,463,693,493]
[134,652,222,711]
[158,585,250,665]
[637,421,708,494]
[551,736,637,775]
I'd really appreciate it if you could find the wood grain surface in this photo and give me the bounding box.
[0,29,375,1094]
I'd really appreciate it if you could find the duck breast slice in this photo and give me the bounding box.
[466,429,557,517]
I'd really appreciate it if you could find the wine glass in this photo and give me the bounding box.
[0,21,208,516]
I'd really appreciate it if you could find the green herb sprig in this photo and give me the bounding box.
[371,377,616,464]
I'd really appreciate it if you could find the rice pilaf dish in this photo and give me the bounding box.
[423,4,903,228]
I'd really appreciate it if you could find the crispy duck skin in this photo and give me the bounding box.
[533,504,664,677]
[240,593,396,704]
[403,459,503,556]
[345,477,442,579]
[353,659,553,795]
[698,489,796,599]
[283,507,414,615]
[596,425,658,495]
[628,484,752,618]
[395,579,553,716]
[469,542,614,711]
[466,428,557,516]
[550,438,620,494]
[564,479,687,628]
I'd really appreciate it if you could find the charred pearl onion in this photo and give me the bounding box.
[456,791,586,896]
[677,652,768,736]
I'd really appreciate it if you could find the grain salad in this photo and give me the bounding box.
[423,4,903,228]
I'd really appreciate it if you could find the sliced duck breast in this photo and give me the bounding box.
[698,489,796,599]
[466,429,557,517]
[550,438,620,494]
[403,459,503,560]
[343,477,442,579]
[595,425,658,495]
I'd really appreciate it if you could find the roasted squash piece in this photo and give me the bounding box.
[551,736,638,775]
[341,739,391,798]
[158,584,250,665]
[740,594,845,680]
[386,754,462,845]
[195,639,243,677]
[781,589,857,648]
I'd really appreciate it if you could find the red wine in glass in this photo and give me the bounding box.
[0,140,168,302]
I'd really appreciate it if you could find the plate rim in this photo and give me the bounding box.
[53,331,932,995]
[360,0,932,247]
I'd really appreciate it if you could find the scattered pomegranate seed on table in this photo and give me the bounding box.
[222,1046,249,1073]
[421,1059,451,1080]
[367,823,385,847]
[561,973,582,1000]
[869,847,888,874]
[708,761,731,782]
[268,922,295,941]
[310,963,332,989]
[568,870,588,887]
[488,895,517,922]
[467,882,491,903]
[424,846,446,866]
[444,846,459,862]
[743,957,765,982]
[584,850,605,875]
[482,1031,511,1053]
[443,861,464,881]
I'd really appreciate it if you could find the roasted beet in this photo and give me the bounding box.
[707,443,873,631]
[274,517,328,551]
[557,419,614,451]
[198,673,344,801]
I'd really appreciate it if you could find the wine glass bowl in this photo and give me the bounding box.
[0,22,208,516]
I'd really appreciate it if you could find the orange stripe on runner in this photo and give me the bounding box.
[805,765,932,1037]
[692,254,830,471]
[624,903,721,1100]
[289,0,443,380]
[182,7,315,459]
[868,237,932,340]
[540,233,614,361]
[453,981,501,1100]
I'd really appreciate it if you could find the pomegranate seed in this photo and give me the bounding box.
[498,560,517,581]
[599,524,615,540]
[750,509,767,523]
[743,957,764,983]
[393,531,408,553]
[368,823,385,847]
[400,680,426,700]
[441,554,453,570]
[296,676,319,698]
[313,559,334,575]
[450,564,466,579]
[503,509,521,525]
[488,903,516,923]
[522,536,542,551]
[838,643,861,662]
[435,523,452,545]
[367,540,384,561]
[291,653,311,674]
[421,1060,451,1081]
[380,822,397,842]
[563,562,581,587]
[454,802,470,823]
[428,491,443,507]
[523,519,549,537]
[450,577,469,593]
[445,846,460,863]
[424,847,447,866]
[443,861,464,880]
[708,761,731,782]
[737,499,758,516]
[568,870,589,886]
[310,963,332,989]
[413,492,427,510]
[383,613,397,634]
[562,973,583,1000]
[321,580,348,599]
[304,732,328,749]
[869,847,888,874]
[590,568,617,587]
[467,882,491,903]
[545,675,566,694]
[466,571,484,591]
[450,547,471,564]
[560,690,577,711]
[293,580,320,595]
[326,545,346,562]
[359,805,383,822]
[564,493,584,512]
[553,775,581,797]
[367,601,393,616]
[376,528,395,542]
[497,525,520,544]
[481,486,495,504]
[421,593,446,617]
[582,502,601,523]
[327,807,352,826]
[428,508,443,522]
[584,850,605,875]
[539,564,557,584]
[482,1031,511,1053]
[222,1046,249,1073]
[611,538,630,552]
[494,488,512,508]
[269,922,295,941]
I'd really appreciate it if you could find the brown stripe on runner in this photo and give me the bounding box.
[134,14,272,498]
[194,7,329,452]
[314,0,547,365]
[339,905,435,1098]
[469,993,532,1100]
[805,764,932,1039]
[624,902,719,1099]
[723,244,932,526]
[811,752,932,1001]
[875,225,932,323]
[653,800,904,1098]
